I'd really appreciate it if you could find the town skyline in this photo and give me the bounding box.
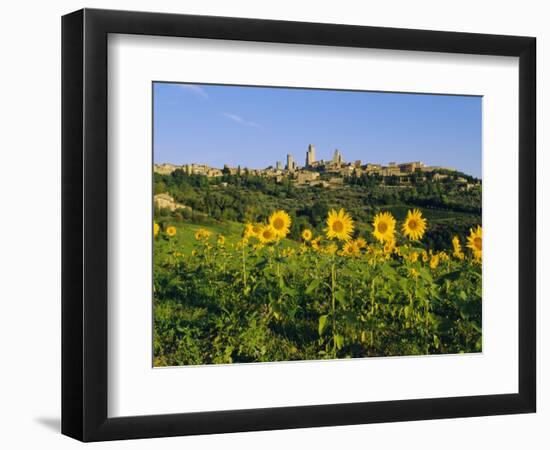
[154,83,482,178]
[154,145,470,176]
[155,144,481,192]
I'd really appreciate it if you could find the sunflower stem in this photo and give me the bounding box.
[331,260,336,356]
[242,244,247,290]
[276,241,281,279]
[424,299,430,355]
[169,239,174,266]
[370,276,376,349]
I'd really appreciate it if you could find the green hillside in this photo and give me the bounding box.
[154,170,481,250]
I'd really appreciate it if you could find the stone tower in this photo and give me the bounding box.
[286,154,295,172]
[333,149,343,167]
[306,144,316,167]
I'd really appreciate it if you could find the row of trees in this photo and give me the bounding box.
[153,169,481,250]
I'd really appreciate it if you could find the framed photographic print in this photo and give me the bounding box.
[62,8,536,442]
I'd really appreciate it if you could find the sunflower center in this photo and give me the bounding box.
[332,220,344,232]
[474,237,482,250]
[377,222,388,233]
[273,218,285,230]
[408,219,418,230]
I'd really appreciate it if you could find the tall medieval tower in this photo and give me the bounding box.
[306,144,316,167]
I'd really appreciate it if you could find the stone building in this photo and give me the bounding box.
[305,144,316,167]
[398,161,425,173]
[154,193,191,212]
[332,149,343,166]
[286,154,296,172]
[154,163,179,175]
[296,171,320,185]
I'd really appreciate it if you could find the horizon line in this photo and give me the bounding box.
[153,160,481,179]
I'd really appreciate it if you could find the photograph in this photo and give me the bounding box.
[0,1,541,446]
[152,82,483,367]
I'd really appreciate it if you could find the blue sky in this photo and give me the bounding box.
[153,82,482,178]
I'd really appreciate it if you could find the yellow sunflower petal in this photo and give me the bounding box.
[452,235,465,260]
[325,208,354,241]
[269,210,292,238]
[258,225,277,244]
[372,212,396,243]
[402,209,427,241]
[466,225,482,261]
[342,240,360,257]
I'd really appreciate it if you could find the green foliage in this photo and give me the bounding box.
[153,223,482,366]
[154,171,481,251]
[152,171,482,366]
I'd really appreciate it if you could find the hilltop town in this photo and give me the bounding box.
[154,144,479,189]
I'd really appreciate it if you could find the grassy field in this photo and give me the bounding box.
[153,208,482,367]
[155,203,478,254]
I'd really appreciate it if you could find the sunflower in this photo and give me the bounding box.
[429,253,440,270]
[269,210,291,238]
[466,225,482,261]
[452,235,465,260]
[355,237,367,249]
[409,251,419,263]
[372,211,396,243]
[402,209,427,241]
[252,223,263,236]
[325,208,354,241]
[217,234,225,246]
[194,228,211,241]
[258,225,277,244]
[383,239,396,255]
[301,229,313,241]
[243,223,255,239]
[154,222,160,238]
[438,251,450,262]
[311,237,321,251]
[282,248,295,258]
[166,226,177,237]
[342,240,360,257]
[325,243,339,255]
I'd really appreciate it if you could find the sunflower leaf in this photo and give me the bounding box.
[318,315,328,336]
[306,279,321,295]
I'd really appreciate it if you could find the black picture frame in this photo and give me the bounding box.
[62,8,536,442]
